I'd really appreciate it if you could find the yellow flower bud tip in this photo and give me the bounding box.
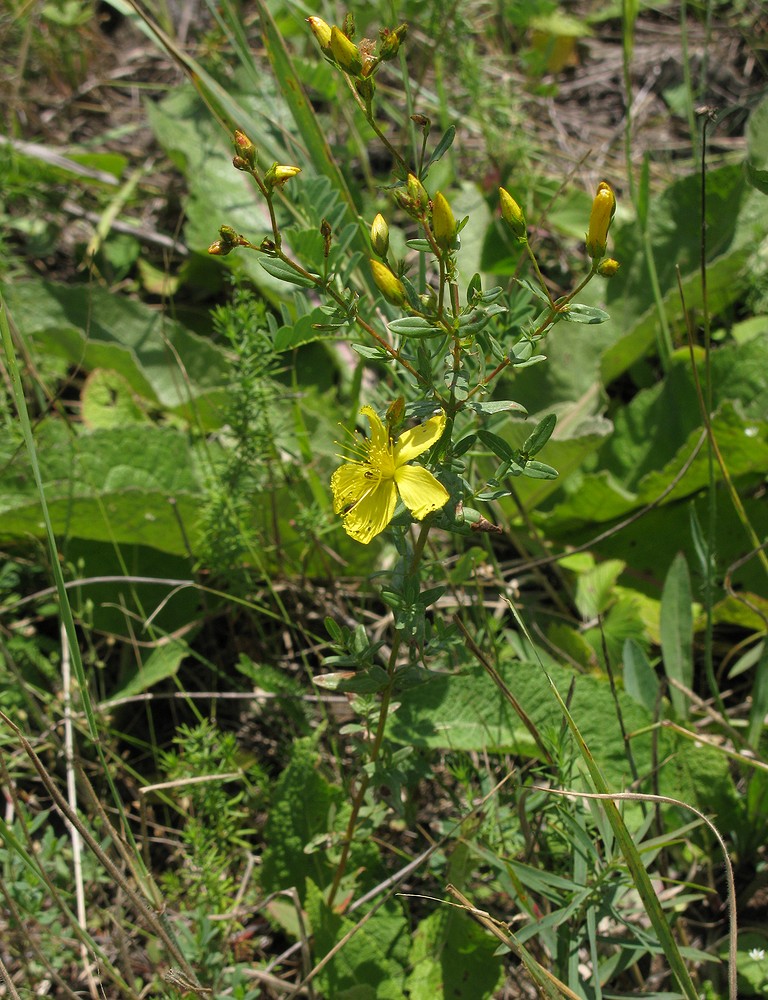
[597,257,620,277]
[406,173,429,214]
[586,180,616,259]
[370,213,390,257]
[432,191,457,250]
[264,163,302,189]
[330,25,364,76]
[369,259,407,306]
[499,187,526,239]
[307,16,333,55]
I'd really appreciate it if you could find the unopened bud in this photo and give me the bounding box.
[233,130,257,169]
[307,16,333,56]
[370,259,407,307]
[386,396,405,433]
[321,218,332,258]
[330,25,363,76]
[264,163,302,191]
[586,181,616,260]
[432,191,457,250]
[370,213,390,257]
[379,23,407,61]
[407,174,429,214]
[597,257,620,277]
[499,188,526,240]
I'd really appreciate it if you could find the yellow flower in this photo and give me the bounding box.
[331,406,449,544]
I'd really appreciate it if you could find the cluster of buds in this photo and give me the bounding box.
[394,173,429,220]
[208,225,249,256]
[307,15,407,80]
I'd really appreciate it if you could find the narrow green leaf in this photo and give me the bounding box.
[747,641,768,748]
[258,256,319,287]
[388,316,443,338]
[522,460,558,480]
[466,400,527,415]
[423,124,456,173]
[623,638,660,713]
[660,552,694,719]
[562,302,610,324]
[524,413,557,456]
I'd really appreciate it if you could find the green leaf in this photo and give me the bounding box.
[746,93,768,195]
[523,413,556,456]
[561,302,610,324]
[81,369,149,429]
[258,256,319,287]
[260,740,341,900]
[623,638,660,713]
[387,316,443,338]
[108,641,188,701]
[0,421,205,555]
[423,125,456,174]
[466,399,527,415]
[1,279,228,426]
[660,552,694,719]
[747,641,768,748]
[406,908,504,999]
[306,883,409,1000]
[273,309,342,350]
[521,460,558,479]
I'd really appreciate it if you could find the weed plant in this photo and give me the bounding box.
[1,1,767,998]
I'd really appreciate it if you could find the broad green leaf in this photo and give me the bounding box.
[2,279,229,426]
[260,740,341,900]
[746,93,768,196]
[0,421,204,555]
[306,883,409,1000]
[466,399,527,415]
[81,369,149,429]
[660,552,694,719]
[406,908,504,1000]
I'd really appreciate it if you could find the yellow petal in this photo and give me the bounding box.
[394,412,446,465]
[360,405,388,450]
[331,462,375,513]
[395,465,449,520]
[342,477,398,544]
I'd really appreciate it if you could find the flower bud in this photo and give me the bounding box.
[586,181,616,260]
[499,188,526,240]
[307,16,333,56]
[379,23,407,61]
[370,213,390,257]
[407,173,429,214]
[330,25,363,76]
[233,129,257,169]
[370,259,407,307]
[431,191,457,250]
[597,257,620,277]
[264,163,302,191]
